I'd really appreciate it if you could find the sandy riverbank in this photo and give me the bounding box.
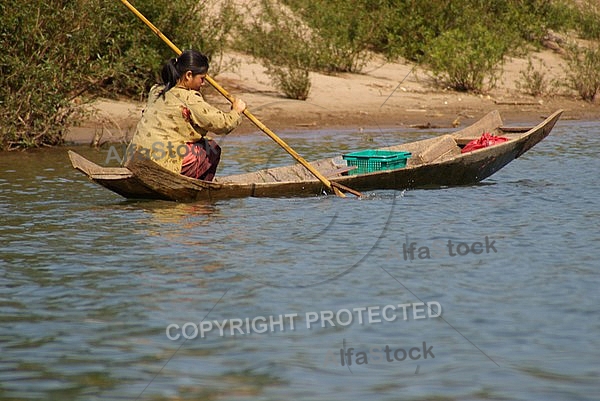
[66,49,599,146]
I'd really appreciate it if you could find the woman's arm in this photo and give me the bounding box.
[187,92,244,135]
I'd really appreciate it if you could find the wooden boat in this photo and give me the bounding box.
[68,109,563,201]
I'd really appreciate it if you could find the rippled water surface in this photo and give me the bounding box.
[1,120,599,400]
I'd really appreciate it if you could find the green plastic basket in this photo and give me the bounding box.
[343,150,412,175]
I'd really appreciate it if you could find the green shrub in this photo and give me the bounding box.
[575,1,600,40]
[424,24,507,92]
[276,0,573,64]
[0,0,91,149]
[564,43,600,102]
[281,0,383,73]
[236,1,310,67]
[517,57,552,97]
[533,0,600,41]
[266,64,311,100]
[238,0,376,75]
[364,0,554,61]
[233,0,313,99]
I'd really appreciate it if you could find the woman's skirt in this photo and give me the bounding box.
[180,139,221,181]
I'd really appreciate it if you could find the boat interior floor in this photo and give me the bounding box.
[217,130,521,185]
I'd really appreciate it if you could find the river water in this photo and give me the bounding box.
[1,119,599,400]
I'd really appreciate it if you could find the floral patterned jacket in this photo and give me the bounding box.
[125,85,242,173]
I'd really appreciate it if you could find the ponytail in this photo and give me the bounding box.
[158,58,180,98]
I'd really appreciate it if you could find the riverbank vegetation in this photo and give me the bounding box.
[1,0,599,150]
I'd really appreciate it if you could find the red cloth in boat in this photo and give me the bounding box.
[461,132,509,153]
[180,139,221,181]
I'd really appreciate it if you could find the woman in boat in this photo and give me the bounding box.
[125,49,246,181]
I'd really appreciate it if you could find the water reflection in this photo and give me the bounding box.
[135,201,218,224]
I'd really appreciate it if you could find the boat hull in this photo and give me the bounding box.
[68,109,563,201]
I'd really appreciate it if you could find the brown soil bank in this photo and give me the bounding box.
[67,50,599,145]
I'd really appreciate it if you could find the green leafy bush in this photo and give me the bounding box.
[574,1,600,40]
[266,65,311,100]
[238,0,378,75]
[564,43,600,102]
[1,1,87,149]
[424,24,507,92]
[311,0,554,62]
[517,57,555,97]
[281,0,384,73]
[234,0,315,99]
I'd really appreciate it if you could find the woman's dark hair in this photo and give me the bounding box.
[158,49,209,97]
